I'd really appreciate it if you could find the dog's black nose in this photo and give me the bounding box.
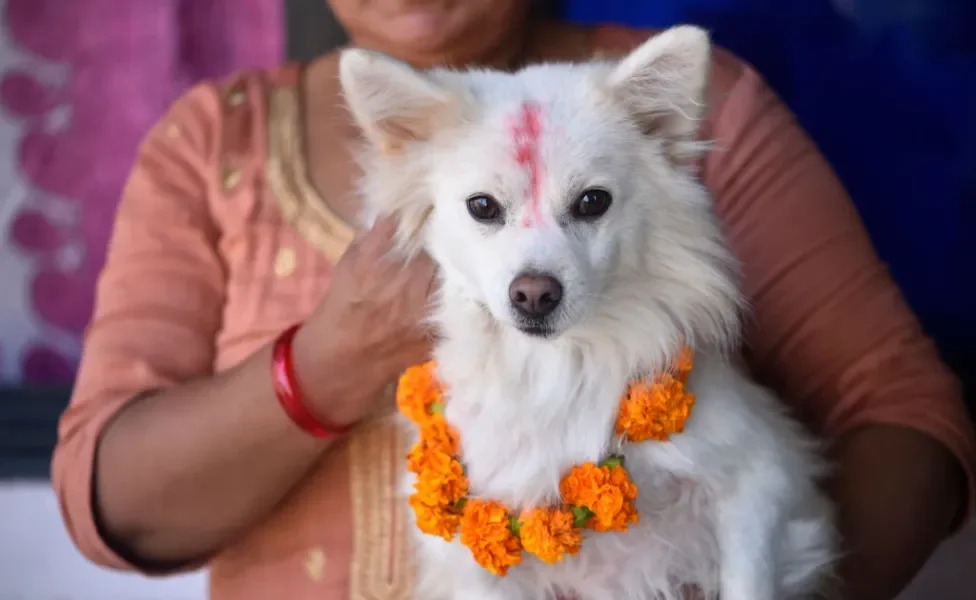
[509,273,563,318]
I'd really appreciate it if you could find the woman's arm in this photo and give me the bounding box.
[53,83,434,570]
[52,84,329,569]
[703,58,976,599]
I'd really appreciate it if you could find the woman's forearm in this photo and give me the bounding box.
[88,219,436,568]
[832,425,965,600]
[93,340,336,566]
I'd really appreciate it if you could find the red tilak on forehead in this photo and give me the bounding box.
[508,102,545,227]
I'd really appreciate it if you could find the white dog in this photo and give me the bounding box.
[339,25,838,600]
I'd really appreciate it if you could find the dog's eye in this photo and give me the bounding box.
[466,194,503,223]
[572,188,613,219]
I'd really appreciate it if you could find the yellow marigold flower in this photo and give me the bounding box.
[409,494,461,541]
[616,374,695,442]
[413,451,468,506]
[518,507,582,565]
[460,499,523,576]
[397,361,444,425]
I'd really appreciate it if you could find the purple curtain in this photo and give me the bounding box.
[0,0,283,385]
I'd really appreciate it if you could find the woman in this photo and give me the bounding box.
[52,1,975,599]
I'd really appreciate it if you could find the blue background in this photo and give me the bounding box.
[565,0,976,383]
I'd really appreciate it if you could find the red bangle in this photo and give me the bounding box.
[272,324,352,438]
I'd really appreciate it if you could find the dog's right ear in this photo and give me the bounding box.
[339,49,465,153]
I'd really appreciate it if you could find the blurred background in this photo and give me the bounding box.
[0,0,972,597]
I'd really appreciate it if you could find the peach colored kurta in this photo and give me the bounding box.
[52,24,976,600]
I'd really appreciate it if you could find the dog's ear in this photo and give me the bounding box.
[339,49,464,152]
[607,26,711,152]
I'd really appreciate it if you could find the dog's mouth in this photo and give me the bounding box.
[514,319,558,339]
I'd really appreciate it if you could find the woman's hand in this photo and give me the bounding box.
[293,216,438,426]
[831,425,966,600]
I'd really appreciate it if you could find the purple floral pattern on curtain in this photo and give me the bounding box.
[0,0,282,385]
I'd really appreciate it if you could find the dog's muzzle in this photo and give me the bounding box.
[508,271,562,337]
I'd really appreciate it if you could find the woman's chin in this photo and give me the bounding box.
[381,8,470,54]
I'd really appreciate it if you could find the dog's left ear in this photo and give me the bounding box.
[339,49,465,152]
[607,26,711,151]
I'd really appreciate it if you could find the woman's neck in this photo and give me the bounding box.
[348,12,534,71]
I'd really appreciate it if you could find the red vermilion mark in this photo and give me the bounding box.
[509,102,544,227]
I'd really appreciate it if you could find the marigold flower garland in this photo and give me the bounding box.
[397,349,694,576]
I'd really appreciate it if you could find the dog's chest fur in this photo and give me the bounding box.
[439,332,631,508]
[404,318,833,600]
[407,328,729,599]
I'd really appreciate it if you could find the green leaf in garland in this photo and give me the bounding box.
[599,455,624,469]
[570,505,595,528]
[454,498,468,512]
[430,402,445,415]
[509,516,523,537]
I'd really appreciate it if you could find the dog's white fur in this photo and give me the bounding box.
[339,26,838,600]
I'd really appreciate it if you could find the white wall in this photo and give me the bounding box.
[0,482,206,600]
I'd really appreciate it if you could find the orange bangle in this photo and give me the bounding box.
[272,324,352,438]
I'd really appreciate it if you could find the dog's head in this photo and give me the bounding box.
[339,26,741,349]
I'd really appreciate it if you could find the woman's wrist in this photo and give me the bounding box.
[272,325,355,438]
[289,318,378,428]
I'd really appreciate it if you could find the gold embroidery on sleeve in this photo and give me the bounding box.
[273,247,297,278]
[222,167,242,191]
[304,547,328,582]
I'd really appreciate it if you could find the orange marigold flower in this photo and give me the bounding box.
[559,462,639,533]
[460,499,523,576]
[616,374,695,442]
[518,507,582,565]
[590,474,640,532]
[409,494,462,541]
[397,361,444,425]
[406,416,461,473]
[588,484,625,532]
[559,462,606,509]
[406,442,425,474]
[421,416,460,455]
[413,451,469,506]
[609,465,639,501]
